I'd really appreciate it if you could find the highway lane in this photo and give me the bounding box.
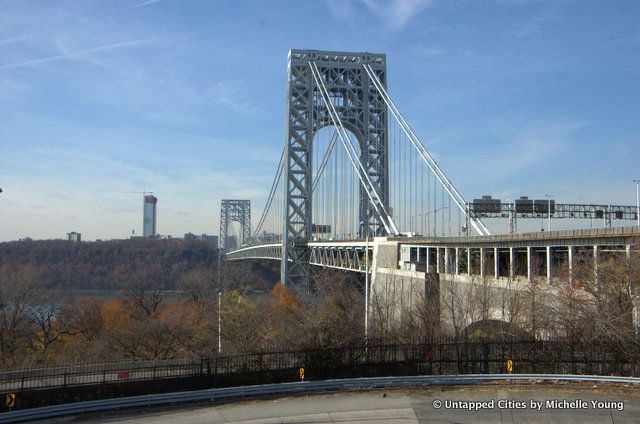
[79,386,640,424]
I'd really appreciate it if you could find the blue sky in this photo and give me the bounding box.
[1,0,638,241]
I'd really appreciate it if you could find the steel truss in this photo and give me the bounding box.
[220,199,251,252]
[227,242,371,273]
[282,50,390,288]
[309,245,370,272]
[471,203,639,228]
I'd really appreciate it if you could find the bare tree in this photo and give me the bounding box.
[298,269,364,349]
[179,266,217,306]
[219,289,268,354]
[58,297,104,343]
[438,273,474,342]
[582,257,636,348]
[403,273,441,344]
[28,290,68,357]
[0,265,39,367]
[369,270,406,342]
[123,265,166,319]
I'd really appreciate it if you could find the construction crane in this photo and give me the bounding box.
[124,190,154,197]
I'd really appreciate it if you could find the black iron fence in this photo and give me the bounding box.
[1,341,639,411]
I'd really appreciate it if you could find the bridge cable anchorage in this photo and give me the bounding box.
[246,145,286,246]
[309,61,400,236]
[362,64,490,236]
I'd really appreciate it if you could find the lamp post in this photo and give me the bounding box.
[364,235,369,343]
[545,194,553,232]
[217,252,222,353]
[411,207,448,236]
[634,179,640,227]
[409,213,424,235]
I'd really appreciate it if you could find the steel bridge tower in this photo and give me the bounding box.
[282,49,389,288]
[220,199,251,252]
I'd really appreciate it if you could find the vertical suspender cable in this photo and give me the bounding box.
[441,185,445,236]
[309,61,399,236]
[428,169,431,236]
[448,195,452,237]
[421,156,424,235]
[363,64,489,236]
[412,147,419,234]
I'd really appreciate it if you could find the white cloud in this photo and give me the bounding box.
[361,0,434,30]
[411,46,447,59]
[206,81,264,115]
[0,38,155,70]
[0,32,40,46]
[120,0,162,11]
[326,0,433,30]
[327,0,357,20]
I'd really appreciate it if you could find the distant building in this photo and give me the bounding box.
[224,235,237,251]
[259,231,277,243]
[200,234,218,248]
[183,233,218,248]
[143,195,157,237]
[67,232,81,242]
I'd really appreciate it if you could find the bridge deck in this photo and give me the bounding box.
[229,226,639,255]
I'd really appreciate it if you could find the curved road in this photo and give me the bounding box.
[82,386,640,424]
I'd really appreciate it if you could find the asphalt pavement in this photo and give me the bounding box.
[77,385,640,424]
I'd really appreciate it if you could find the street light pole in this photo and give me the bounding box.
[545,194,553,232]
[634,179,640,227]
[411,207,448,237]
[364,235,369,343]
[217,252,222,354]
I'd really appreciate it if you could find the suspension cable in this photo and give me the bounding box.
[363,64,490,236]
[312,130,338,193]
[309,61,399,236]
[246,145,285,245]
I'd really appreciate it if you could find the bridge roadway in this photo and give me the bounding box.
[225,226,640,281]
[226,226,640,331]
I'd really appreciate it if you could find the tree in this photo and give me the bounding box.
[123,264,166,319]
[220,289,267,354]
[299,268,364,348]
[58,297,104,342]
[370,270,410,342]
[264,282,303,349]
[179,266,217,307]
[582,258,637,348]
[0,265,39,366]
[0,238,218,290]
[28,290,67,358]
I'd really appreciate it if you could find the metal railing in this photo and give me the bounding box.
[4,373,640,423]
[1,341,639,411]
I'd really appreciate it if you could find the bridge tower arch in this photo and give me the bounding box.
[282,49,389,288]
[220,199,251,252]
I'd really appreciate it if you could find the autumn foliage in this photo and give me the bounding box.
[1,244,639,369]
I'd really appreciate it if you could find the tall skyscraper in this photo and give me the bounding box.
[143,195,157,237]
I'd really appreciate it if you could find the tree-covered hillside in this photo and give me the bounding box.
[0,238,276,290]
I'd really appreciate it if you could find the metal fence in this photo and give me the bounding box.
[1,341,639,410]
